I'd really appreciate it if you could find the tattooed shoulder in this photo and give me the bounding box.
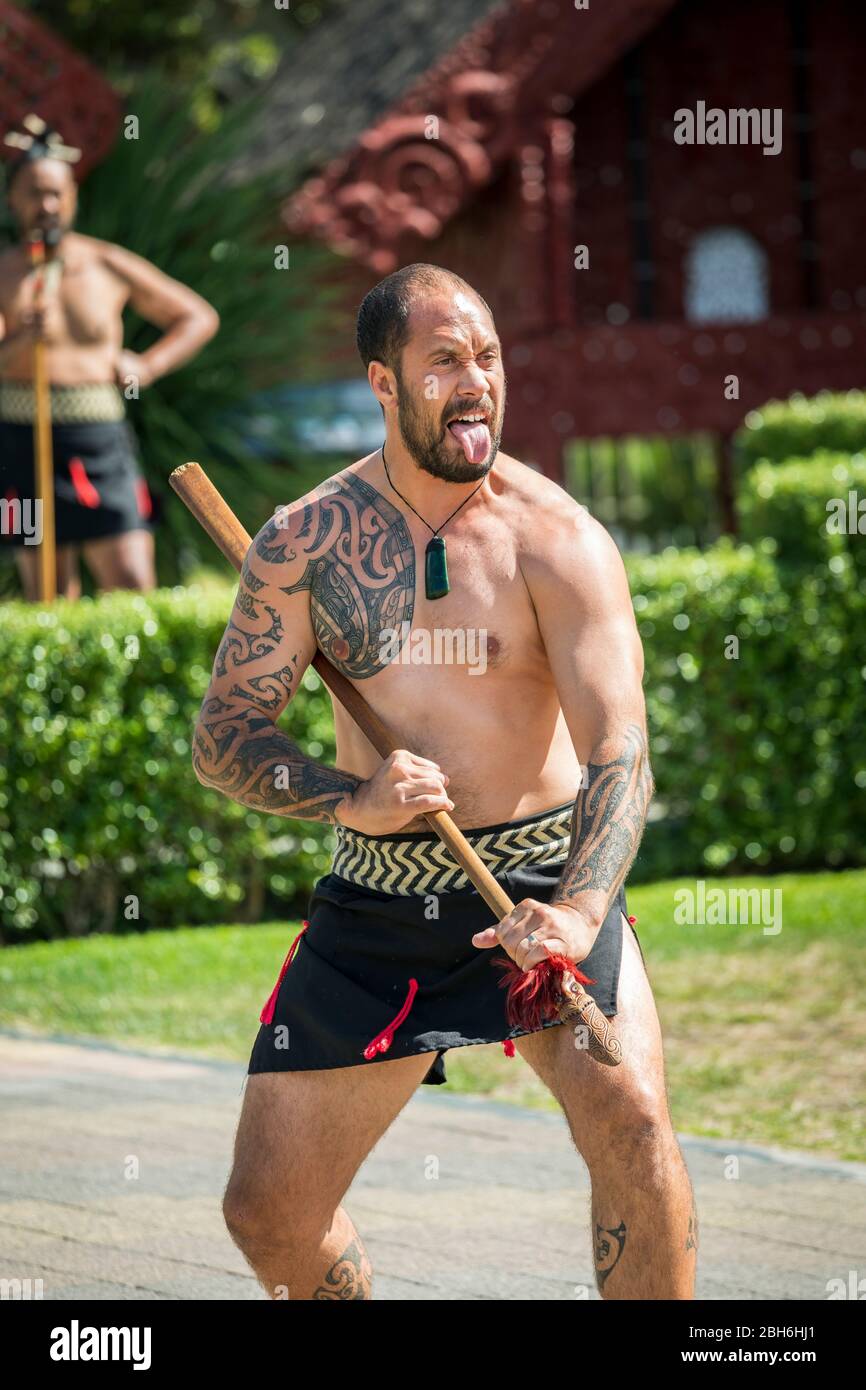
[254,470,416,681]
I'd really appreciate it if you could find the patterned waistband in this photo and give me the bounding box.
[0,381,126,423]
[331,802,574,896]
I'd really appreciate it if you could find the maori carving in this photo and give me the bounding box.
[286,76,514,270]
[0,1,120,178]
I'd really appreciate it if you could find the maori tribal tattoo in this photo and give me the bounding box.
[276,472,415,680]
[312,1238,373,1299]
[595,1219,627,1291]
[553,723,653,923]
[193,472,415,823]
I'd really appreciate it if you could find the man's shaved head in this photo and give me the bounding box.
[359,262,505,484]
[356,262,492,372]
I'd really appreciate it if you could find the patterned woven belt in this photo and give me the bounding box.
[331,802,573,896]
[0,381,126,423]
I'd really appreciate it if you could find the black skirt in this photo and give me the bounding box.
[248,856,643,1087]
[0,418,156,547]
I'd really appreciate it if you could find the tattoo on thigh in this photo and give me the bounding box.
[594,1219,627,1290]
[685,1201,699,1253]
[312,1237,373,1300]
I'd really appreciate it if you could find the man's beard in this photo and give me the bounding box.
[395,368,505,483]
[19,215,73,248]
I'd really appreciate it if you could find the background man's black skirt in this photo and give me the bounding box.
[0,419,156,548]
[248,859,644,1087]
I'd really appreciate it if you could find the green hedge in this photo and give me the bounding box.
[0,582,336,943]
[2,505,864,939]
[625,540,865,883]
[736,389,866,468]
[738,450,866,575]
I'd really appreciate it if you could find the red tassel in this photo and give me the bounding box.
[68,457,101,508]
[628,915,637,925]
[501,1038,516,1058]
[135,477,153,519]
[491,952,595,1030]
[259,920,310,1024]
[2,487,18,537]
[363,978,418,1060]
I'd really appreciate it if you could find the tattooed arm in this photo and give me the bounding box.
[191,500,362,824]
[524,506,653,932]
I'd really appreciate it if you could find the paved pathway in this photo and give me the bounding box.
[2,1032,864,1300]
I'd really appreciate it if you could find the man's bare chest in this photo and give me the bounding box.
[1,260,124,344]
[274,475,540,683]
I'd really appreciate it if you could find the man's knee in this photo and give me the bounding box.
[224,1178,278,1242]
[110,568,153,592]
[85,531,155,592]
[101,544,154,590]
[583,1085,676,1166]
[222,1175,325,1252]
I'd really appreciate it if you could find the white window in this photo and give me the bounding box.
[684,226,769,323]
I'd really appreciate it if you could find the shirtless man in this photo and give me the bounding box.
[193,262,697,1300]
[0,118,219,599]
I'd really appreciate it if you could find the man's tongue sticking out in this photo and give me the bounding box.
[448,418,491,464]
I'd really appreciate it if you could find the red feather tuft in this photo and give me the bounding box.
[491,952,595,1030]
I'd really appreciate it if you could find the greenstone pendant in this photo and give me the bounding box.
[425,535,449,599]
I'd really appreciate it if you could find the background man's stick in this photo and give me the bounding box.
[29,233,56,602]
[170,461,622,1066]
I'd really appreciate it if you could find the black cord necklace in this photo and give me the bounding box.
[381,444,486,599]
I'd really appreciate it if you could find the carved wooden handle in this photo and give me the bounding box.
[28,235,55,602]
[555,970,623,1067]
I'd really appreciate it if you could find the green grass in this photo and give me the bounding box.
[1,870,864,1161]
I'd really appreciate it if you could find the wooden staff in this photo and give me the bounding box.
[28,233,56,602]
[170,461,623,1066]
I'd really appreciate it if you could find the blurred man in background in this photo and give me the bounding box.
[0,116,219,600]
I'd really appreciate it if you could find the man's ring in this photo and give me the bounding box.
[525,933,537,946]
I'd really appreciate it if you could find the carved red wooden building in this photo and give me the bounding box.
[0,0,120,178]
[272,0,865,509]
